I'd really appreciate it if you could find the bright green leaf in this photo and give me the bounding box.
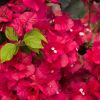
[32,28,48,43]
[24,36,44,48]
[23,28,47,49]
[24,28,47,43]
[5,27,18,41]
[0,43,18,63]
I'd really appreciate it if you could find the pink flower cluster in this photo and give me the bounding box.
[0,0,100,100]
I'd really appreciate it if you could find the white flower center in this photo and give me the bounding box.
[51,47,58,54]
[70,29,73,32]
[51,47,55,50]
[86,28,91,32]
[79,32,85,36]
[54,50,57,54]
[79,88,85,96]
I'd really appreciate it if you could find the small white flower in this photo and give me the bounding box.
[79,32,85,36]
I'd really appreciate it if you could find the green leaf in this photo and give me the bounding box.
[24,28,48,43]
[24,37,44,48]
[23,28,47,49]
[0,43,18,63]
[61,0,87,19]
[32,29,48,43]
[5,27,18,41]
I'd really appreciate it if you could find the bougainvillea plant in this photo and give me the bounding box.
[0,0,100,100]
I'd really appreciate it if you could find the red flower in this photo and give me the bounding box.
[86,41,100,64]
[54,15,74,32]
[11,12,37,36]
[23,0,45,11]
[0,6,12,23]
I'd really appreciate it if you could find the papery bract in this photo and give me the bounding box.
[23,0,45,11]
[0,6,12,23]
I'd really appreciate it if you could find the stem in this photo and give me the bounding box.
[16,40,24,46]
